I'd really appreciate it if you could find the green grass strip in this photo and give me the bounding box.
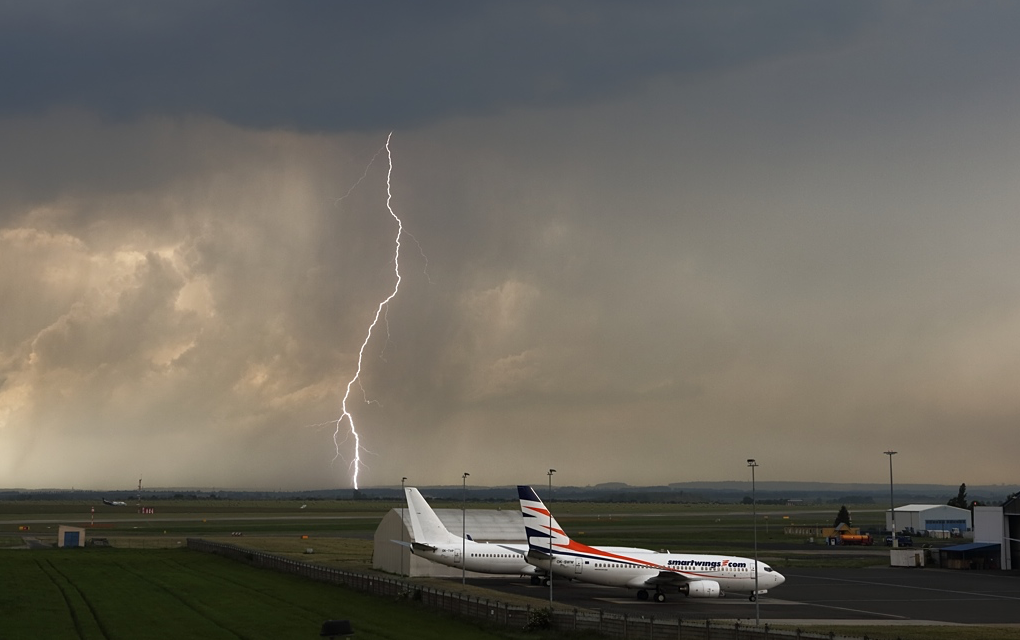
[0,548,557,640]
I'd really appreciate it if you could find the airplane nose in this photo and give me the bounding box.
[772,570,786,587]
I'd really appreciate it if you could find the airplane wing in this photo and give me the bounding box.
[526,548,553,563]
[390,539,438,552]
[629,571,694,588]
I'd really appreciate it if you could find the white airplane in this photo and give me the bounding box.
[516,485,785,603]
[393,487,545,581]
[102,499,127,507]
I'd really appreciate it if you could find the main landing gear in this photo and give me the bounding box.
[636,589,667,603]
[748,594,757,602]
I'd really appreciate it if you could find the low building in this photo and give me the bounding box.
[57,525,85,548]
[939,542,1001,570]
[886,504,971,534]
[784,523,863,539]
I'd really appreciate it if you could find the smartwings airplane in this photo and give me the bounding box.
[517,485,785,603]
[394,487,545,581]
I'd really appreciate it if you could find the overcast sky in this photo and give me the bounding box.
[2,1,1019,491]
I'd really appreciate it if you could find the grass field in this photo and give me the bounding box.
[0,547,590,640]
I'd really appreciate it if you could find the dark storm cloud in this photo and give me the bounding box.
[0,1,874,132]
[4,2,1020,490]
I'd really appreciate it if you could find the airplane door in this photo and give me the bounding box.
[575,558,583,575]
[454,550,461,565]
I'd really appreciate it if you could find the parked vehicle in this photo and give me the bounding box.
[838,534,873,546]
[885,535,913,547]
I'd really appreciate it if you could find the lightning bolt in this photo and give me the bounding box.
[334,146,385,210]
[332,132,402,490]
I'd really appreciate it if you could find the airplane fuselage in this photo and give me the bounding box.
[411,541,539,576]
[536,549,782,595]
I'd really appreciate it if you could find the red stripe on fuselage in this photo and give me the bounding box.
[557,539,661,569]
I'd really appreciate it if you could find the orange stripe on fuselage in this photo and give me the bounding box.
[526,502,706,576]
[557,539,663,570]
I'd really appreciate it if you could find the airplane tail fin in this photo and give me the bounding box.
[517,485,571,554]
[405,487,461,545]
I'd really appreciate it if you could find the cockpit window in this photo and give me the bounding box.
[763,566,773,572]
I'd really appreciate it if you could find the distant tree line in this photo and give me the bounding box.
[3,483,1017,504]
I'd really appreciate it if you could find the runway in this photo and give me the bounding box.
[472,567,1020,626]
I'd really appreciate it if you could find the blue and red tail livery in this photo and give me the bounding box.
[518,485,570,553]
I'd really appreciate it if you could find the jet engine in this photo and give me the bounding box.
[680,580,722,598]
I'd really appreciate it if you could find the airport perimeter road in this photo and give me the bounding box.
[473,567,1020,625]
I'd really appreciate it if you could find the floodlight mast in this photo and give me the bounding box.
[547,469,556,604]
[884,451,897,548]
[461,472,469,584]
[747,459,760,625]
[400,477,407,577]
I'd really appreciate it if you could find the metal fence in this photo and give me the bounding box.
[187,538,861,640]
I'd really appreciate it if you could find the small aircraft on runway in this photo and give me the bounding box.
[102,499,127,507]
[516,485,785,603]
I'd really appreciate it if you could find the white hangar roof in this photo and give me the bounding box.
[430,508,526,542]
[894,504,969,514]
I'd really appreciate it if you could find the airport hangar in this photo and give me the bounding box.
[373,507,527,577]
[886,503,972,535]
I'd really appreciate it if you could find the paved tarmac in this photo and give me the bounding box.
[472,567,1020,626]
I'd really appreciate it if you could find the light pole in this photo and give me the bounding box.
[400,477,407,577]
[884,451,897,548]
[548,468,556,604]
[462,472,469,584]
[747,459,760,625]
